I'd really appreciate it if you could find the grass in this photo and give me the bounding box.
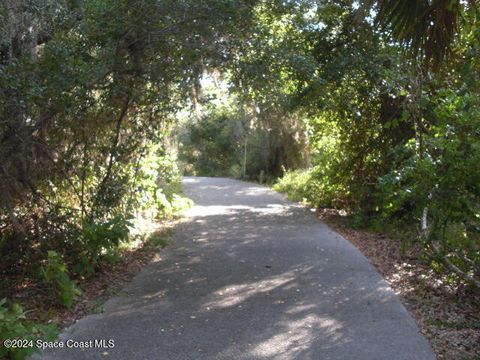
[431,319,480,330]
[146,230,172,248]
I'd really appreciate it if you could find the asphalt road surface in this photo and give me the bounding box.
[35,177,435,360]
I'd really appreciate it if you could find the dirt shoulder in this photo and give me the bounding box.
[6,221,177,329]
[319,210,480,360]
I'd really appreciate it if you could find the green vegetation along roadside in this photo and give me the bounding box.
[1,216,186,360]
[271,182,480,359]
[2,1,479,359]
[322,212,480,360]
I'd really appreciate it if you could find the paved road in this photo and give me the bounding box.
[35,177,435,360]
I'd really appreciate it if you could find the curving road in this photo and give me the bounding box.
[35,177,435,360]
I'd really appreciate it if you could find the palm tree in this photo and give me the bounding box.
[376,0,465,67]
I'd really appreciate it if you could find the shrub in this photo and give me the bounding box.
[0,299,57,360]
[376,89,480,286]
[273,169,313,203]
[40,251,81,308]
[75,214,132,275]
[273,166,347,209]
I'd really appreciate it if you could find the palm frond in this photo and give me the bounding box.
[376,0,461,68]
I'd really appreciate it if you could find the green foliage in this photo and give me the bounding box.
[376,87,480,282]
[1,0,252,281]
[376,0,464,67]
[74,214,132,275]
[274,166,346,208]
[273,169,313,203]
[264,0,480,287]
[179,108,247,177]
[179,97,308,180]
[0,298,57,360]
[133,144,191,219]
[40,251,81,308]
[1,0,479,305]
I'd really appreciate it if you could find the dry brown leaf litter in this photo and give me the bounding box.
[318,209,480,360]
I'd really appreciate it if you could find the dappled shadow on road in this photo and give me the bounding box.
[45,177,431,360]
[79,178,419,360]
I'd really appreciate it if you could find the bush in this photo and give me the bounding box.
[133,144,187,219]
[178,105,308,180]
[273,166,347,209]
[376,89,480,286]
[179,109,246,177]
[40,251,81,308]
[74,214,132,275]
[0,299,57,360]
[273,169,313,203]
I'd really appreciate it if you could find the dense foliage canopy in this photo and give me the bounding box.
[0,0,479,357]
[0,0,256,276]
[179,0,480,289]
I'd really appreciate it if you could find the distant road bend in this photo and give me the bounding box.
[35,177,435,360]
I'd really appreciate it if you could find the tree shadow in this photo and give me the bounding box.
[34,177,433,360]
